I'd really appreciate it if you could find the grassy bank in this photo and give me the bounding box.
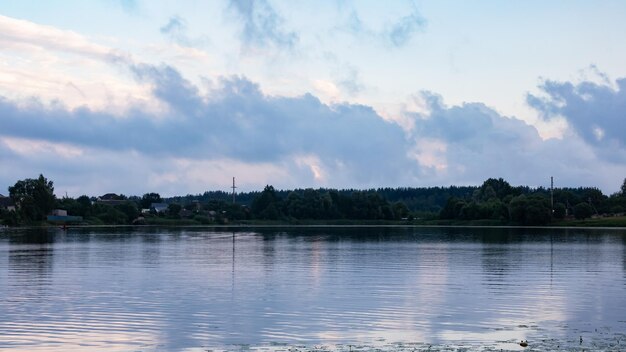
[4,216,626,229]
[551,216,626,227]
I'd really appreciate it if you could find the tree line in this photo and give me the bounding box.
[439,178,626,225]
[1,174,626,226]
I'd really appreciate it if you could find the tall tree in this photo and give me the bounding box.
[479,178,514,200]
[9,174,56,222]
[141,193,162,209]
[251,185,282,220]
[574,202,594,220]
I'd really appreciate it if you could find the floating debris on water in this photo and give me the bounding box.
[201,332,626,352]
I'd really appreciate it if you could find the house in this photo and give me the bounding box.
[150,203,169,213]
[0,194,16,212]
[100,193,119,200]
[47,209,82,223]
[52,209,68,216]
[96,193,128,206]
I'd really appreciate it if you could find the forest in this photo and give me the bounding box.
[2,175,626,226]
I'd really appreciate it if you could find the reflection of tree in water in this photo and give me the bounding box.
[140,232,162,266]
[8,229,56,293]
[261,232,276,271]
[479,228,527,286]
[481,246,511,284]
[9,246,54,274]
[623,233,626,274]
[8,228,56,245]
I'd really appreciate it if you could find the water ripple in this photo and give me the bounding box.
[1,227,625,350]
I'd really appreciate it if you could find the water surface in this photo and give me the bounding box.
[1,227,625,351]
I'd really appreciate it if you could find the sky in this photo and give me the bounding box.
[1,0,626,197]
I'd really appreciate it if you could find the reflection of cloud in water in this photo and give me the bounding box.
[1,227,626,351]
[0,320,162,351]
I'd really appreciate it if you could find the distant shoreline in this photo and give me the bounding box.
[3,221,626,231]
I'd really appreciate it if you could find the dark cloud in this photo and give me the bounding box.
[405,92,613,189]
[0,64,408,185]
[228,0,298,52]
[528,76,626,160]
[411,96,537,146]
[2,65,625,193]
[0,141,178,197]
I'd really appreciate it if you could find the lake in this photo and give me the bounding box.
[1,226,625,351]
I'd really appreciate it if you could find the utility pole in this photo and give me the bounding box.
[550,176,554,215]
[231,177,237,204]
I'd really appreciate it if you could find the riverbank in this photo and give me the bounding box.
[3,216,626,230]
[154,215,626,228]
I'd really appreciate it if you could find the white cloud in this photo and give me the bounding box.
[227,0,298,53]
[312,79,341,102]
[0,14,126,62]
[2,136,84,158]
[528,75,626,162]
[0,15,158,113]
[409,138,448,171]
[1,13,625,195]
[334,3,426,48]
[2,61,626,194]
[294,154,327,183]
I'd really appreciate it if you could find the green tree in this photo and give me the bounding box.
[0,208,19,226]
[479,185,497,201]
[574,202,593,220]
[459,202,480,220]
[553,202,566,219]
[508,195,551,225]
[8,174,56,222]
[525,198,551,225]
[141,193,162,209]
[439,197,466,219]
[167,203,182,218]
[223,203,248,221]
[94,204,128,224]
[487,199,509,220]
[392,201,410,220]
[610,205,624,215]
[621,178,626,196]
[251,185,283,220]
[479,178,514,201]
[56,197,81,216]
[76,195,93,217]
[284,192,304,218]
[115,201,140,222]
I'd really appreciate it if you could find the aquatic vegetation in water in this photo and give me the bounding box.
[207,331,626,352]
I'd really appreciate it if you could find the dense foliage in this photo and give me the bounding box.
[7,174,56,223]
[2,175,626,226]
[436,178,626,225]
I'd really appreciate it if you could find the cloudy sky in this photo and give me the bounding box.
[1,0,625,197]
